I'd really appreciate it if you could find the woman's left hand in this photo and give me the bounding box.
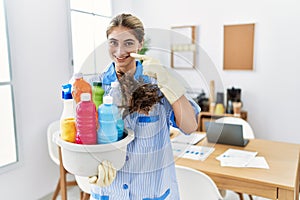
[89,160,117,187]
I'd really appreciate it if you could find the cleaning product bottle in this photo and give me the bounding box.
[60,84,76,143]
[97,95,118,144]
[72,72,92,104]
[92,81,104,131]
[75,93,97,144]
[92,81,104,110]
[108,81,124,140]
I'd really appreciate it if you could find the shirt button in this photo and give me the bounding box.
[123,184,128,190]
[126,156,129,161]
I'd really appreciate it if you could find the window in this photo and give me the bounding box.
[0,0,18,171]
[69,0,112,74]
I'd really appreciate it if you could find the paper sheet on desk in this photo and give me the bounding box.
[216,149,257,167]
[171,132,206,145]
[216,149,269,169]
[246,156,269,169]
[172,143,215,161]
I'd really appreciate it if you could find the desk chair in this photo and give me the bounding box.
[215,117,255,200]
[215,117,254,139]
[75,176,91,200]
[175,165,223,200]
[47,120,84,200]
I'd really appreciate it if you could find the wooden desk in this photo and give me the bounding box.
[174,134,300,200]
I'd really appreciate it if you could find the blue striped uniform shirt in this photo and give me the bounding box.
[90,61,200,200]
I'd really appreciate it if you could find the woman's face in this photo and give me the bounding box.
[108,26,143,73]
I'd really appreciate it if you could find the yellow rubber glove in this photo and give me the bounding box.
[89,160,117,187]
[130,53,186,105]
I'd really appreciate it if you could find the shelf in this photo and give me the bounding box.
[171,44,196,52]
[197,111,248,131]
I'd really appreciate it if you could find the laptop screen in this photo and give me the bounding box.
[205,121,249,147]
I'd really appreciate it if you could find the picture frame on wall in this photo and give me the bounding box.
[223,23,255,70]
[170,25,197,69]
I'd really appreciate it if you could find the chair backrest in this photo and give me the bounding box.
[175,165,223,200]
[75,175,91,194]
[47,120,60,165]
[215,117,255,139]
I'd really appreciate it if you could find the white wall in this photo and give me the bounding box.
[0,0,72,199]
[113,0,300,143]
[0,0,299,199]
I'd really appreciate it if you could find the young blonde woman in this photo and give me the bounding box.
[89,13,200,200]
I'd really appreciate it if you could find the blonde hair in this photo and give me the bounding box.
[106,13,145,43]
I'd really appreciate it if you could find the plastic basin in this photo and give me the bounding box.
[54,129,134,177]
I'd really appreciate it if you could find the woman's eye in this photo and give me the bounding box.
[124,41,134,47]
[109,41,118,47]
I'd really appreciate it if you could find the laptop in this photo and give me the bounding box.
[205,121,249,147]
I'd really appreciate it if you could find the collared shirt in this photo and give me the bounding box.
[90,61,199,200]
[101,61,145,93]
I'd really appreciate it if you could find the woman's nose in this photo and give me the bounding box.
[115,46,127,57]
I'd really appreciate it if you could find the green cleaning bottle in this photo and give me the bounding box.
[92,81,105,110]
